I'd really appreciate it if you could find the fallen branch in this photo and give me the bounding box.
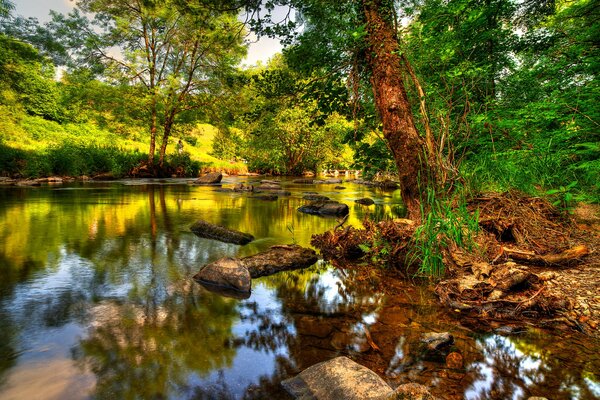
[503,245,589,267]
[362,324,381,352]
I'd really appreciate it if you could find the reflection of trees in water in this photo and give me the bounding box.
[74,284,239,399]
[466,332,600,400]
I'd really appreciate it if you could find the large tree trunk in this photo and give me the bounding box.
[362,0,432,221]
[159,108,178,167]
[148,99,157,166]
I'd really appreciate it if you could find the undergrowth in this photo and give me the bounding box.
[410,187,480,277]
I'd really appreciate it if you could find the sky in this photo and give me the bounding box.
[11,0,283,66]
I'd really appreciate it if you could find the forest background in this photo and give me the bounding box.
[0,0,598,209]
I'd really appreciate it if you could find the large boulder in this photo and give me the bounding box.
[241,245,318,278]
[193,257,251,294]
[281,356,392,400]
[195,172,222,184]
[190,220,254,245]
[298,201,349,216]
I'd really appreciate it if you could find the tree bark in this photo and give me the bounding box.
[362,0,432,221]
[148,99,157,166]
[159,109,176,167]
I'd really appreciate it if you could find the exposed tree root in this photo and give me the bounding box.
[312,191,599,335]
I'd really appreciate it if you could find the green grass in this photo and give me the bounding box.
[0,110,247,178]
[410,187,480,277]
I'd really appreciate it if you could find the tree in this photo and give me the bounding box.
[55,0,246,167]
[192,0,434,219]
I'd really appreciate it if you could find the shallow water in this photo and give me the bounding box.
[0,177,598,400]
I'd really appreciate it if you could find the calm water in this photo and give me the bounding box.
[0,177,598,400]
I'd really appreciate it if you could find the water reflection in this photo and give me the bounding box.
[0,178,598,399]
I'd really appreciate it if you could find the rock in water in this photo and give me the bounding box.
[190,220,254,245]
[256,183,282,191]
[193,257,251,294]
[355,198,375,206]
[298,201,349,216]
[281,356,392,400]
[241,245,318,278]
[303,194,330,202]
[386,383,437,400]
[195,172,222,184]
[252,194,278,201]
[294,178,314,184]
[420,332,454,351]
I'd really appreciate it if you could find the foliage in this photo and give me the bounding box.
[51,0,246,164]
[411,187,480,277]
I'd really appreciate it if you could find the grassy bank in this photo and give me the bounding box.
[0,109,247,178]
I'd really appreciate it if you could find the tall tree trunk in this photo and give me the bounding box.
[159,112,175,167]
[148,99,157,166]
[362,0,432,221]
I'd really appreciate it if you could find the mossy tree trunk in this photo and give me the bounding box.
[362,0,433,222]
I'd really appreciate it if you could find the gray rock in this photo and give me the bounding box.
[294,179,314,184]
[193,257,251,294]
[190,220,254,245]
[242,245,318,278]
[257,183,282,190]
[281,356,392,400]
[298,201,349,216]
[195,172,222,184]
[384,383,436,400]
[355,198,375,206]
[334,186,346,190]
[303,194,330,202]
[261,179,281,185]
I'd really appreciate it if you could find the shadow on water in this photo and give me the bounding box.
[0,177,597,399]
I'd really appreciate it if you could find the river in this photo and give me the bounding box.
[0,177,598,399]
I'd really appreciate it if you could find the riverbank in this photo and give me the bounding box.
[313,192,600,339]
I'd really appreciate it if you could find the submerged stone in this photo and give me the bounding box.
[294,178,314,184]
[420,332,454,352]
[252,194,278,201]
[303,194,330,202]
[385,383,437,400]
[355,198,375,206]
[190,220,254,245]
[281,356,392,400]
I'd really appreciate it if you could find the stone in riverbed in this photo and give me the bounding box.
[281,356,392,400]
[194,172,222,184]
[193,257,251,294]
[190,219,254,245]
[386,383,437,400]
[420,332,454,351]
[252,194,278,201]
[241,245,318,278]
[355,197,375,206]
[303,194,330,202]
[294,178,314,184]
[298,201,349,216]
[257,182,282,190]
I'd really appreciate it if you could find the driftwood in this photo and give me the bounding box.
[503,245,589,267]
